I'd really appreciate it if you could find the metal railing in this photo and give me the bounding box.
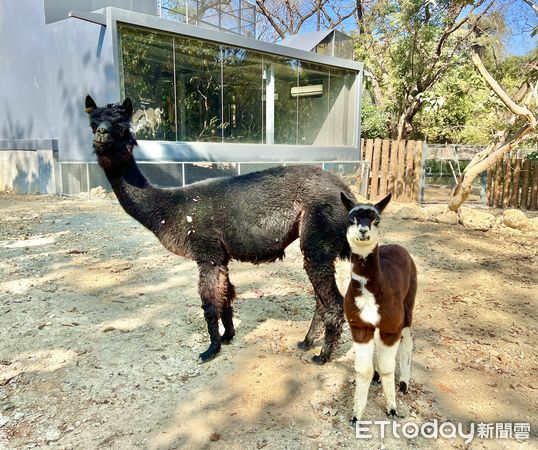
[59,161,369,197]
[157,0,256,38]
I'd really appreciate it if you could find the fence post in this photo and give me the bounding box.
[510,159,522,207]
[404,140,415,202]
[379,140,391,197]
[418,142,427,204]
[502,158,511,208]
[493,160,503,207]
[370,139,382,199]
[530,160,538,210]
[396,140,406,200]
[520,159,531,209]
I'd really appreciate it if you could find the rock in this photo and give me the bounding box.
[329,408,338,416]
[436,210,459,225]
[459,208,495,231]
[502,209,530,230]
[0,415,9,427]
[397,204,428,220]
[45,428,62,442]
[90,186,109,199]
[322,407,330,416]
[423,205,446,220]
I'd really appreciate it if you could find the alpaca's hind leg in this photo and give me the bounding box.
[297,297,324,350]
[197,262,228,362]
[398,327,413,393]
[377,331,401,418]
[221,276,236,344]
[303,259,344,364]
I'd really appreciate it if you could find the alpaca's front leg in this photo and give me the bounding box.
[350,329,375,424]
[377,332,401,418]
[197,262,227,362]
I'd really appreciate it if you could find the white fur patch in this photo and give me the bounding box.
[351,273,368,286]
[350,205,378,215]
[353,340,375,421]
[347,224,379,258]
[399,327,413,384]
[375,334,400,413]
[354,288,380,326]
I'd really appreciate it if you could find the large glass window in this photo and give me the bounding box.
[175,37,222,142]
[222,47,264,143]
[119,26,176,140]
[270,57,299,145]
[328,68,357,146]
[119,25,358,146]
[297,62,330,145]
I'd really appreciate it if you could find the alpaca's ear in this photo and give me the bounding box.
[122,98,133,117]
[85,95,97,114]
[341,192,356,212]
[375,193,391,214]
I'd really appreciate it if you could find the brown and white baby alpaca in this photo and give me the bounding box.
[340,193,417,423]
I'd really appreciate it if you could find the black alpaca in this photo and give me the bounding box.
[85,96,352,363]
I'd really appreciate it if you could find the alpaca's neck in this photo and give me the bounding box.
[104,158,168,233]
[351,246,383,287]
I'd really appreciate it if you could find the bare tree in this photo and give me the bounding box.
[255,0,358,40]
[448,1,538,211]
[448,60,537,211]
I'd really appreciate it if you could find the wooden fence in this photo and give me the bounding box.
[487,157,538,210]
[361,138,424,202]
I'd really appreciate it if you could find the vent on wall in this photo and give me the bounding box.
[290,84,323,98]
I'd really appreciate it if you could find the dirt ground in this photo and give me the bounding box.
[0,193,536,449]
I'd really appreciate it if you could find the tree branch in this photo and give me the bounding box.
[471,52,537,125]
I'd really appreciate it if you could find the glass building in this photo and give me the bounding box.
[118,24,359,147]
[0,1,364,194]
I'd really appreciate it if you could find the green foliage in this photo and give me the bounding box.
[361,95,389,139]
[355,1,537,145]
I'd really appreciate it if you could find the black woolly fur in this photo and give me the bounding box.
[85,95,352,363]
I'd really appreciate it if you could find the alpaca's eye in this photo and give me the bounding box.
[373,219,380,226]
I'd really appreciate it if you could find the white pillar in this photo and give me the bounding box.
[265,65,275,144]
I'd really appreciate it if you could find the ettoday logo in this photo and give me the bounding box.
[355,420,531,442]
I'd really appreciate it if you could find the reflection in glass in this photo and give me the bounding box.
[297,62,330,145]
[269,57,298,145]
[222,47,264,143]
[119,25,357,146]
[328,68,357,146]
[174,37,222,142]
[119,26,176,140]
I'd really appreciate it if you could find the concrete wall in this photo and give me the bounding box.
[0,0,120,162]
[0,140,59,193]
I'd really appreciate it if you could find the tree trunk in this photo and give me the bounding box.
[448,52,537,211]
[448,124,535,210]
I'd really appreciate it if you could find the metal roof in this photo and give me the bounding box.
[280,29,335,52]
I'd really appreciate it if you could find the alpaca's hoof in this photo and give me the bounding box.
[311,353,329,365]
[399,381,408,394]
[221,332,235,344]
[371,370,381,386]
[198,346,220,363]
[387,409,399,420]
[297,339,314,350]
[349,416,358,428]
